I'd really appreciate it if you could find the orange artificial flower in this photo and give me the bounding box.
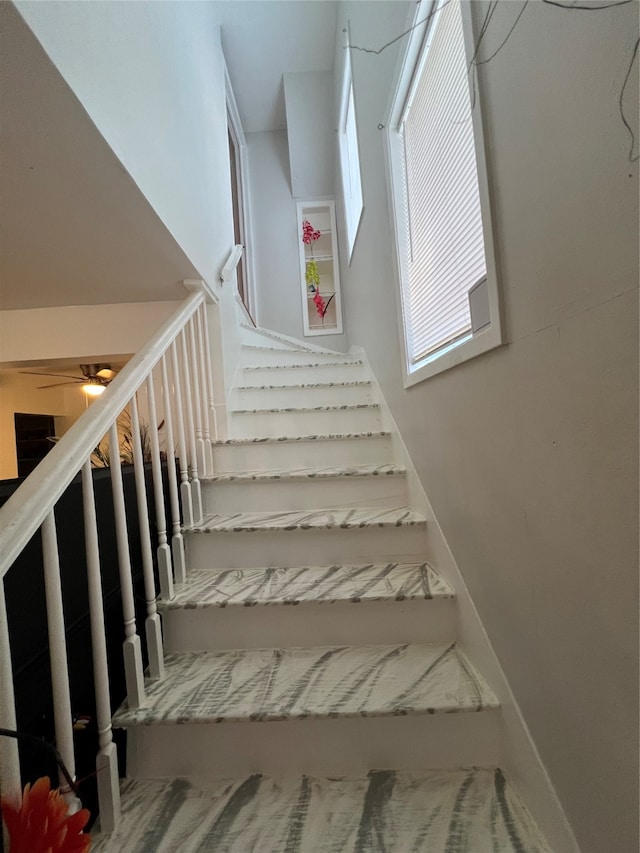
[1,777,91,852]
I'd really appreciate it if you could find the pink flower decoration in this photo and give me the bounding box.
[302,220,321,245]
[313,290,326,318]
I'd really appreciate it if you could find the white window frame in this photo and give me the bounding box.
[385,0,503,388]
[338,45,364,262]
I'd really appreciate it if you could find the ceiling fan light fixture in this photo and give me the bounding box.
[96,367,116,381]
[83,381,106,396]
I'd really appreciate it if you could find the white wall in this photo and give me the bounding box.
[16,0,234,292]
[0,302,181,365]
[284,71,335,198]
[247,130,347,351]
[335,3,638,852]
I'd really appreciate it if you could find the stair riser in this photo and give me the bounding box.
[228,407,381,439]
[232,384,374,409]
[242,364,366,385]
[124,711,500,779]
[240,332,297,350]
[185,524,428,570]
[212,435,393,473]
[241,349,355,366]
[162,598,456,652]
[202,475,408,513]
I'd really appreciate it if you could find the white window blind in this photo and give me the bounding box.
[401,0,486,365]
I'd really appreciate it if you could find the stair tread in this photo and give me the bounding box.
[245,360,363,370]
[240,323,343,355]
[236,380,372,389]
[159,563,453,609]
[212,430,390,446]
[242,344,353,357]
[187,506,425,534]
[92,769,553,853]
[231,403,380,414]
[202,462,406,483]
[112,642,498,728]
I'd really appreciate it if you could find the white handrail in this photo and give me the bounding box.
[0,290,204,580]
[219,244,243,284]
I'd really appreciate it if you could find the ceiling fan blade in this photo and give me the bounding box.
[20,371,85,380]
[37,380,83,389]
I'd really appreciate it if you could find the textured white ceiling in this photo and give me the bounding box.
[214,1,338,132]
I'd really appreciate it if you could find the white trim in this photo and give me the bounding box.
[224,57,257,325]
[385,0,504,387]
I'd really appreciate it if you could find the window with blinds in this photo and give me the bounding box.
[399,0,486,366]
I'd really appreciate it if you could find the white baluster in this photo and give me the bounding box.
[130,395,166,676]
[81,461,121,832]
[200,301,218,442]
[145,375,174,603]
[195,307,214,475]
[187,316,208,478]
[109,421,145,710]
[160,354,186,584]
[0,580,21,806]
[41,510,81,812]
[170,340,194,528]
[180,329,203,523]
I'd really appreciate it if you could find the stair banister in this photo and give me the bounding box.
[169,340,195,529]
[199,303,218,441]
[187,316,208,478]
[109,417,147,711]
[129,392,165,680]
[160,353,187,584]
[41,509,82,812]
[0,583,20,804]
[0,285,218,832]
[179,328,203,523]
[144,374,174,602]
[81,460,121,833]
[195,306,215,474]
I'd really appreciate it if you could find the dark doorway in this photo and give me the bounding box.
[14,413,56,477]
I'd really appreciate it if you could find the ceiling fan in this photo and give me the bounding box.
[20,363,119,395]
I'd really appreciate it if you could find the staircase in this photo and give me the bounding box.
[87,322,553,852]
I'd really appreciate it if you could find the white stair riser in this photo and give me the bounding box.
[228,407,381,439]
[212,435,393,473]
[202,475,408,513]
[162,598,456,652]
[240,331,298,350]
[241,349,355,366]
[185,524,428,570]
[232,384,374,409]
[242,363,366,385]
[124,711,500,779]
